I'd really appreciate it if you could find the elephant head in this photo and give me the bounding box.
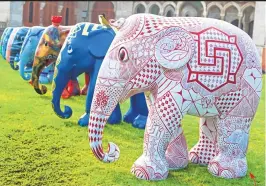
[5,27,19,62]
[31,16,72,95]
[1,27,14,60]
[8,27,29,70]
[19,26,45,80]
[51,21,115,119]
[6,28,20,63]
[1,27,13,59]
[0,27,10,55]
[88,14,195,162]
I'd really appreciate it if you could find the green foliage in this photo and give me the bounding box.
[0,58,265,186]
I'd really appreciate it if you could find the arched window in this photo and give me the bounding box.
[207,6,221,19]
[166,10,173,17]
[150,5,160,15]
[29,2,33,23]
[180,2,203,17]
[164,5,175,17]
[136,4,145,13]
[65,8,69,25]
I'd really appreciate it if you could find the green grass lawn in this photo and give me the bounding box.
[0,57,265,186]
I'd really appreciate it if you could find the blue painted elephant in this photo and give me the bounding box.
[7,27,29,70]
[1,27,14,59]
[19,26,55,84]
[51,22,148,129]
[0,27,10,56]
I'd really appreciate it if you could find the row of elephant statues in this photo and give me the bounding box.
[0,14,262,181]
[0,16,149,129]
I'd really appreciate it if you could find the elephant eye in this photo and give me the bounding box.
[67,45,73,54]
[118,47,128,62]
[44,41,48,46]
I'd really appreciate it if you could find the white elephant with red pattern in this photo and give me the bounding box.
[87,13,263,181]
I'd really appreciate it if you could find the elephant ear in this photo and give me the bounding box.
[155,27,195,69]
[88,29,115,58]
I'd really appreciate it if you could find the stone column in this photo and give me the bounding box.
[115,1,134,19]
[40,2,46,26]
[238,13,243,28]
[252,1,266,60]
[202,11,207,17]
[220,13,225,20]
[58,4,63,14]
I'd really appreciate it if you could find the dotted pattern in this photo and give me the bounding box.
[131,57,161,89]
[156,92,182,135]
[216,90,242,115]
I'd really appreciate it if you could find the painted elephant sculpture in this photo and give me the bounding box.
[51,20,148,128]
[6,27,29,70]
[19,26,55,84]
[30,16,84,99]
[87,14,262,181]
[0,27,10,56]
[1,27,14,59]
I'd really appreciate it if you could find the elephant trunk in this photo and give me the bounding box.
[31,57,47,94]
[89,84,125,163]
[51,68,72,119]
[19,60,31,80]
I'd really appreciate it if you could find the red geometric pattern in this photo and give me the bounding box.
[216,90,243,116]
[156,92,182,135]
[188,27,243,92]
[131,57,161,89]
[87,14,262,181]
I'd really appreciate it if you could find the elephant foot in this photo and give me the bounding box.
[132,114,147,129]
[78,113,89,127]
[166,132,189,170]
[107,114,121,125]
[123,110,139,124]
[80,85,88,95]
[208,155,247,179]
[131,155,168,180]
[189,136,216,165]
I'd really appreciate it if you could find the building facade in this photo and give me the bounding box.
[85,1,265,57]
[0,1,265,57]
[0,1,83,28]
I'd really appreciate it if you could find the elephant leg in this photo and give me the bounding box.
[107,104,122,124]
[132,93,150,129]
[81,73,90,95]
[189,117,217,165]
[39,71,50,84]
[131,103,184,180]
[47,70,54,83]
[62,80,74,99]
[208,116,251,178]
[78,63,122,126]
[165,128,189,170]
[71,78,81,96]
[123,93,148,125]
[78,73,96,126]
